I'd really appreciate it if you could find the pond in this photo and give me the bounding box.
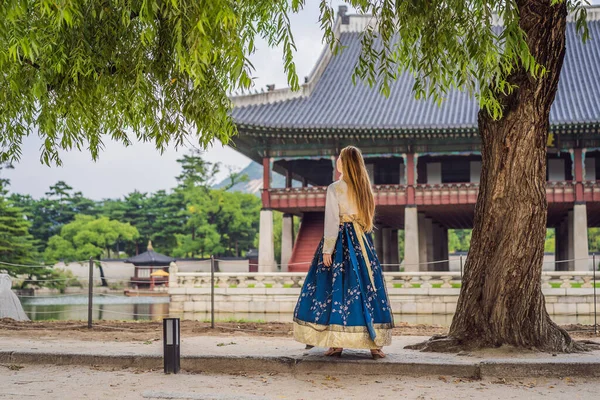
[18,295,598,326]
[20,294,170,321]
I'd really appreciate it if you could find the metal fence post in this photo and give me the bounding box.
[210,255,215,329]
[593,253,597,335]
[88,257,93,329]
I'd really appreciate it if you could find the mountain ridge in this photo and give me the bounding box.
[213,161,298,195]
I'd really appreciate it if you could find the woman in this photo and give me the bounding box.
[293,146,394,359]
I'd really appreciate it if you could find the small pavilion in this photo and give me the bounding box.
[124,241,175,288]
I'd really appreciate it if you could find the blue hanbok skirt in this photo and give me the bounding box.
[293,222,394,349]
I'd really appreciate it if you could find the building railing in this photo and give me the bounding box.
[265,180,600,208]
[583,180,600,202]
[546,181,576,203]
[268,186,328,209]
[415,183,479,205]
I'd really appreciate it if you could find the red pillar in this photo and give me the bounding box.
[262,157,271,208]
[406,153,416,204]
[574,149,584,202]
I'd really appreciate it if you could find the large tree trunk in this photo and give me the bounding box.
[409,1,585,353]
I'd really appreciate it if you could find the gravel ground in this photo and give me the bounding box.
[0,319,597,342]
[1,364,599,400]
[0,319,448,341]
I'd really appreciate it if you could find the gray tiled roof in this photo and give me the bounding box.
[232,21,600,131]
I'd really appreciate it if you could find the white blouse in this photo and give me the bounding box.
[323,180,358,254]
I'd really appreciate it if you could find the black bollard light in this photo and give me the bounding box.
[163,318,180,374]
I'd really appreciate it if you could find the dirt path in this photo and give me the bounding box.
[1,364,599,400]
[0,319,596,342]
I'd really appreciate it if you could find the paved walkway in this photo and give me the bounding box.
[1,335,600,379]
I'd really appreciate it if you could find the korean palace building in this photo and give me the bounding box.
[230,6,600,273]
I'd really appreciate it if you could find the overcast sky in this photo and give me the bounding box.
[4,1,599,200]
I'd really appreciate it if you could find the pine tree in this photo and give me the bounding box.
[0,174,64,289]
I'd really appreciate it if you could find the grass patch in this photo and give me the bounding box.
[549,282,600,289]
[201,317,267,323]
[392,283,462,289]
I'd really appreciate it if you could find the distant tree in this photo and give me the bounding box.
[589,228,600,255]
[221,165,250,191]
[120,191,152,255]
[446,229,556,254]
[10,181,98,251]
[173,160,261,258]
[545,229,556,253]
[398,229,404,263]
[448,230,472,253]
[44,215,139,285]
[273,211,301,264]
[0,184,36,265]
[176,150,221,189]
[98,198,128,222]
[146,190,186,254]
[216,190,261,256]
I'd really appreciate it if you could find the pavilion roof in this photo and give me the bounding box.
[124,241,175,267]
[231,13,600,137]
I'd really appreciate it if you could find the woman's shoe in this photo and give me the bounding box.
[370,349,386,359]
[324,347,343,357]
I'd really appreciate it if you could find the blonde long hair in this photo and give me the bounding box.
[339,146,375,232]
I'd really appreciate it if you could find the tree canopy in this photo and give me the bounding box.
[0,0,303,164]
[44,214,139,262]
[1,1,589,165]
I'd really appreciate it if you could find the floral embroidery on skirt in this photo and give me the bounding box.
[293,223,394,349]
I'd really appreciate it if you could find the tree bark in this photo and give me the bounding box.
[408,1,585,353]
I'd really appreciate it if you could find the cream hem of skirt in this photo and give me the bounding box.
[293,320,393,349]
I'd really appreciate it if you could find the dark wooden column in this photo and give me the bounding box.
[262,157,271,208]
[574,148,584,202]
[285,169,292,188]
[406,153,416,204]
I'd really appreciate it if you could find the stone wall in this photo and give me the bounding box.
[169,270,600,317]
